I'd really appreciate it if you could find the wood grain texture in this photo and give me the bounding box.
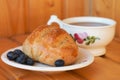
[0,0,85,37]
[26,0,63,33]
[0,70,8,80]
[19,71,84,80]
[0,0,26,37]
[1,0,120,39]
[92,0,115,18]
[0,38,19,53]
[0,0,13,37]
[106,39,120,63]
[73,57,120,80]
[63,0,86,18]
[0,38,19,80]
[114,0,120,38]
[11,33,29,44]
[92,0,120,39]
[6,0,26,35]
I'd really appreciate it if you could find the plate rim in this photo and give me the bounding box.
[1,46,94,72]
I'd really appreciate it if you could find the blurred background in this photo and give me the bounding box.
[0,0,120,40]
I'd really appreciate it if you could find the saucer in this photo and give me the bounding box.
[1,46,94,72]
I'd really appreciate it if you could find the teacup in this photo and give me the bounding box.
[47,15,116,56]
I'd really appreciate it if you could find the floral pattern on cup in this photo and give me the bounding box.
[73,32,100,45]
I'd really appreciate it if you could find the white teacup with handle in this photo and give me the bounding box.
[47,15,116,56]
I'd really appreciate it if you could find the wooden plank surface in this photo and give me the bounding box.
[19,71,85,80]
[0,38,19,53]
[114,0,120,38]
[73,57,120,80]
[0,0,120,40]
[0,0,26,37]
[0,70,8,80]
[6,0,26,35]
[92,0,115,18]
[63,0,86,18]
[92,0,120,39]
[0,0,13,37]
[106,39,120,63]
[26,0,63,33]
[0,38,20,80]
[0,0,85,37]
[10,34,30,44]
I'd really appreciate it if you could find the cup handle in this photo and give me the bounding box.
[47,15,63,27]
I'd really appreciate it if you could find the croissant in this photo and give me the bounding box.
[22,23,78,66]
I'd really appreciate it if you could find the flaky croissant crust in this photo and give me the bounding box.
[23,23,78,66]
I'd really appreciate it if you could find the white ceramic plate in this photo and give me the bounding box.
[1,46,94,72]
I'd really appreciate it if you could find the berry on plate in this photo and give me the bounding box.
[55,59,64,67]
[7,51,18,60]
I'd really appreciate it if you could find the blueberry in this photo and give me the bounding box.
[7,51,18,60]
[55,59,64,67]
[14,49,24,56]
[15,54,27,64]
[8,49,35,65]
[26,58,34,65]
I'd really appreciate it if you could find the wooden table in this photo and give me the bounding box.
[0,34,120,80]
